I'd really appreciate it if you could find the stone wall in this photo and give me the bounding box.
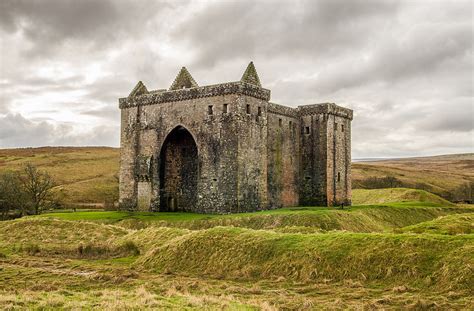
[267,103,300,208]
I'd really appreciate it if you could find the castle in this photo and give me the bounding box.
[119,62,353,213]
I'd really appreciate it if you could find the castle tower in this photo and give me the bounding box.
[298,104,353,206]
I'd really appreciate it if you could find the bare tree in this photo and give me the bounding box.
[19,164,55,215]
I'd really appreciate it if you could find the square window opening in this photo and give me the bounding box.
[257,106,262,116]
[223,104,228,113]
[208,105,213,115]
[246,104,251,114]
[305,126,310,134]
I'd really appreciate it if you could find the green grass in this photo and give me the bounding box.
[399,213,474,235]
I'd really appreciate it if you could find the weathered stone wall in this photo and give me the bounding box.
[267,103,300,208]
[235,95,269,212]
[119,67,353,213]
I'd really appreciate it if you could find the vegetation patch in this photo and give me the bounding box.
[0,218,128,248]
[352,188,454,205]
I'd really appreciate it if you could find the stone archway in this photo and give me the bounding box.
[159,126,198,211]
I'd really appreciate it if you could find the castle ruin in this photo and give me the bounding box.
[119,62,353,213]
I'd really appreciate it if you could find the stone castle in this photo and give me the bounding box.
[119,62,353,213]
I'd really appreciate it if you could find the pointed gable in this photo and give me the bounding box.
[240,61,262,87]
[129,81,148,97]
[169,67,199,90]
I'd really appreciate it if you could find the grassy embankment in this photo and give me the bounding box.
[1,192,473,309]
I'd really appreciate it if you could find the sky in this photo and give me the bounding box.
[0,0,472,158]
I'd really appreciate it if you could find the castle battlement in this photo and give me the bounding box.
[119,81,271,109]
[118,62,352,213]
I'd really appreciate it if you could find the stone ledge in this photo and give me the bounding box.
[268,102,299,118]
[298,103,353,120]
[119,82,271,109]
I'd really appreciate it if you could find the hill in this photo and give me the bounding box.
[352,153,474,201]
[0,147,119,204]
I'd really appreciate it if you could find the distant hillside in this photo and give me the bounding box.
[0,147,119,204]
[353,153,474,201]
[0,147,472,204]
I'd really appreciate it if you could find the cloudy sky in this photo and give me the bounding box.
[0,0,472,158]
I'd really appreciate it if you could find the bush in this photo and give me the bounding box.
[356,176,403,189]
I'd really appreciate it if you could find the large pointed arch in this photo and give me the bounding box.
[158,126,199,212]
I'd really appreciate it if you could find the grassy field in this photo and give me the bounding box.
[1,200,473,309]
[0,147,472,204]
[1,148,473,308]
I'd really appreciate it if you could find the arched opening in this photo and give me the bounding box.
[159,126,198,211]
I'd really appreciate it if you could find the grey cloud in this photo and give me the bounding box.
[80,106,119,120]
[0,0,168,57]
[174,0,399,68]
[0,113,118,147]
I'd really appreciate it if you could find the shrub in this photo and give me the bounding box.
[356,176,403,189]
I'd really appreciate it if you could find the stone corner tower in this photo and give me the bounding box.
[118,62,353,213]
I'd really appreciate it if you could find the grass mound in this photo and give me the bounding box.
[399,213,474,235]
[0,218,128,247]
[352,188,453,205]
[40,204,471,233]
[138,226,474,290]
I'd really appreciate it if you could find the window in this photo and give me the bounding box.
[246,104,251,114]
[341,124,345,132]
[289,121,292,128]
[257,106,262,116]
[337,172,341,182]
[305,126,310,134]
[279,118,282,127]
[208,105,213,115]
[223,104,228,113]
[335,123,338,131]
